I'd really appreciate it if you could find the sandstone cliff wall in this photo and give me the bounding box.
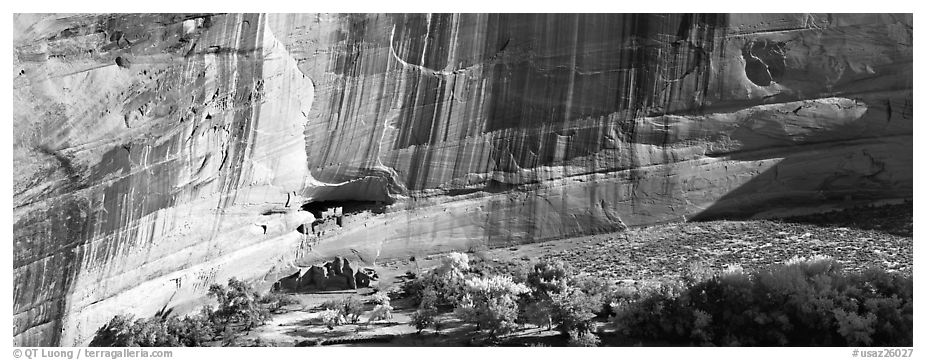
[13,13,912,346]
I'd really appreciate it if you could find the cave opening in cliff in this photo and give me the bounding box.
[300,200,386,218]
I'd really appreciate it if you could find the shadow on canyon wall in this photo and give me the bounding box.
[689,95,912,227]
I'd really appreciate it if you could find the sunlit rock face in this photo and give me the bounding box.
[13,13,912,346]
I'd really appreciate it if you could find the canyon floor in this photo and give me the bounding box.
[237,201,913,347]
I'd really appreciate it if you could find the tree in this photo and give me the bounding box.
[321,296,364,324]
[91,279,297,347]
[610,256,913,346]
[522,301,554,330]
[410,286,440,333]
[402,252,471,308]
[170,315,216,346]
[91,308,219,347]
[521,260,604,339]
[319,309,344,330]
[90,315,138,347]
[455,275,530,336]
[207,278,270,333]
[132,317,180,346]
[550,286,598,336]
[341,297,364,324]
[367,292,394,323]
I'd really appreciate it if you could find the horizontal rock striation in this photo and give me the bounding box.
[13,13,912,346]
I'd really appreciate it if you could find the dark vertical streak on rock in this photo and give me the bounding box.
[14,13,272,346]
[215,13,265,212]
[13,197,91,346]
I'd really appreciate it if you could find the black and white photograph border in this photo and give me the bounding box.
[5,1,921,358]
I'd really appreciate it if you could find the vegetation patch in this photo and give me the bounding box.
[609,256,913,346]
[90,278,297,347]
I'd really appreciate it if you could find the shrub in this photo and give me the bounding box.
[367,304,394,323]
[170,315,216,346]
[469,258,529,282]
[833,309,877,345]
[90,315,138,347]
[437,252,471,273]
[567,330,600,347]
[221,325,239,346]
[404,270,417,280]
[611,256,913,346]
[683,260,717,285]
[341,297,364,324]
[91,278,296,347]
[419,286,439,309]
[132,317,180,346]
[257,292,298,314]
[598,285,639,318]
[572,275,614,316]
[408,285,440,333]
[386,285,404,299]
[609,281,694,343]
[320,299,341,311]
[197,304,220,329]
[411,308,437,333]
[318,309,344,330]
[525,260,572,296]
[399,277,427,303]
[370,292,391,306]
[320,296,364,324]
[367,292,393,323]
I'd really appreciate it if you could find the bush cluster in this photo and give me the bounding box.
[91,278,295,347]
[318,309,344,330]
[89,312,216,347]
[401,253,471,309]
[610,256,913,346]
[519,261,606,337]
[400,254,608,344]
[320,296,364,324]
[454,275,530,335]
[367,292,394,323]
[317,292,398,330]
[257,292,299,314]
